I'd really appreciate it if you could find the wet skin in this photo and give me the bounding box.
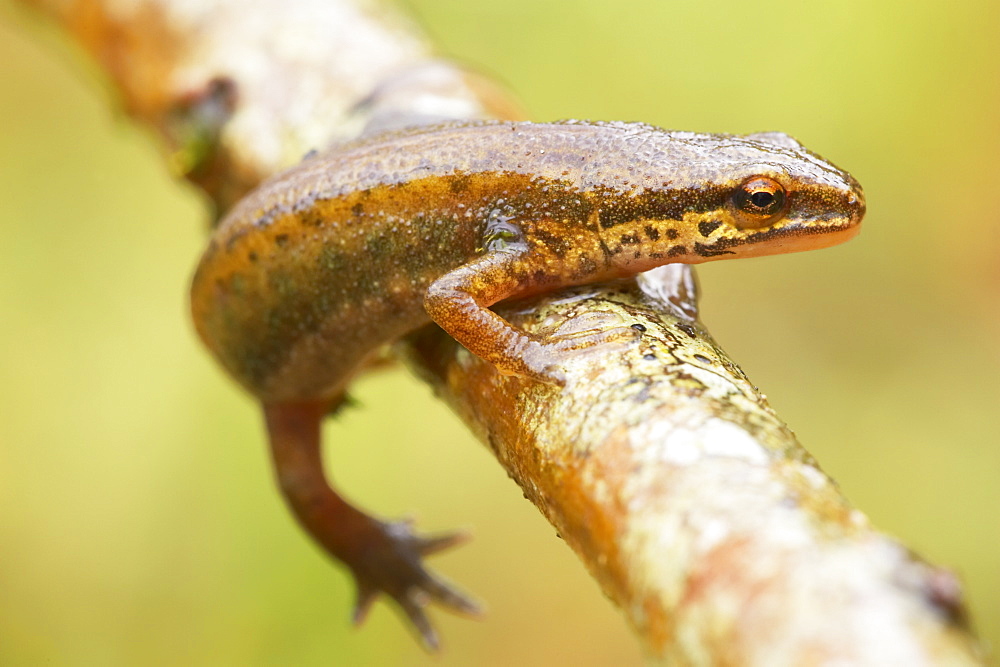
[190,119,866,648]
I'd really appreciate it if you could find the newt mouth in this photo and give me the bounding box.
[688,214,861,262]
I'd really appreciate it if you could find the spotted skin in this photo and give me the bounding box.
[190,119,865,648]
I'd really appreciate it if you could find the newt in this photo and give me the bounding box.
[190,119,865,648]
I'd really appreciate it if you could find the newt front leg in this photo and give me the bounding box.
[424,250,572,385]
[424,248,644,385]
[263,402,481,650]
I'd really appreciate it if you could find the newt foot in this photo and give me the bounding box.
[349,518,482,651]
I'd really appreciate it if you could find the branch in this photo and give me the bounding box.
[20,0,518,214]
[403,267,983,662]
[19,0,986,662]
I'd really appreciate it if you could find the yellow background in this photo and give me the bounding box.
[1,0,997,663]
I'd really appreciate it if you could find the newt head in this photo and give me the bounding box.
[661,131,866,263]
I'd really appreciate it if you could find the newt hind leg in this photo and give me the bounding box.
[263,401,480,650]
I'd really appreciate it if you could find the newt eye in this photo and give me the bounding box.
[732,177,787,228]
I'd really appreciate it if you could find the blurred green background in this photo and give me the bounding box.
[1,0,997,664]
